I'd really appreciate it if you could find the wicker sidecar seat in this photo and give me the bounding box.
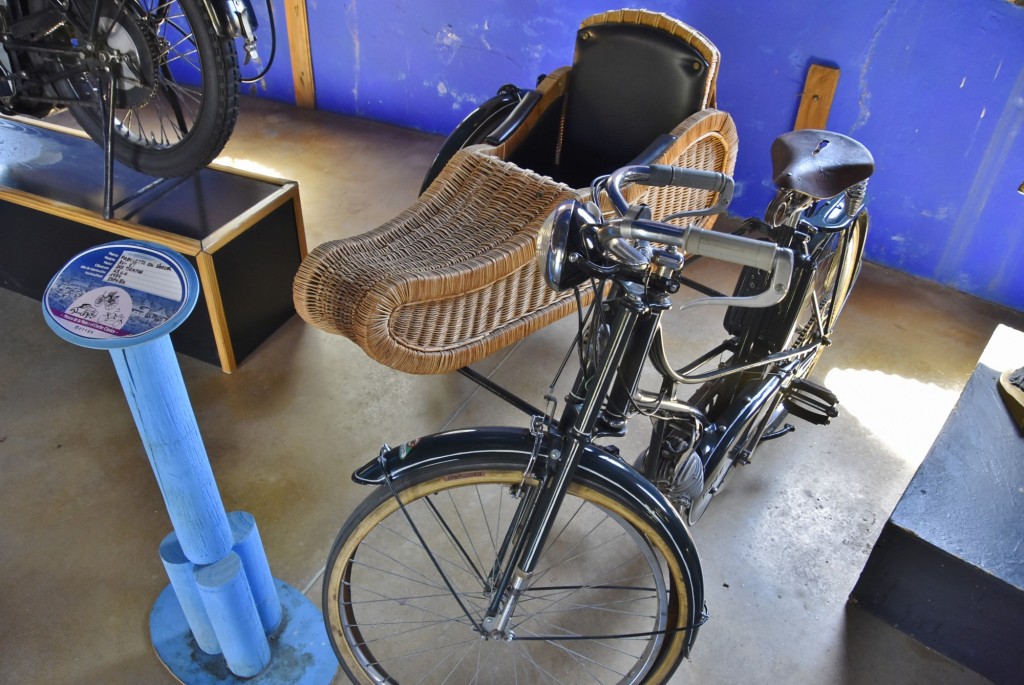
[294,10,738,375]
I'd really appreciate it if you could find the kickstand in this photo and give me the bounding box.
[97,68,174,220]
[100,68,115,220]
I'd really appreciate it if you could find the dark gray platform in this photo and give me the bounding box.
[850,324,1024,685]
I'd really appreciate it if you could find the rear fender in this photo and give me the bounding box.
[353,426,706,654]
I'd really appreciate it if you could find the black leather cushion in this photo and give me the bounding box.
[558,22,709,188]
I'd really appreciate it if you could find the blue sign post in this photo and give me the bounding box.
[42,241,337,683]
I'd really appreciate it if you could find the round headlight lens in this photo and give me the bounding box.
[536,199,601,291]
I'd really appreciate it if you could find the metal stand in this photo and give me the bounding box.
[97,68,178,220]
[101,68,115,219]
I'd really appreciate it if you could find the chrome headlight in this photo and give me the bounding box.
[536,199,601,291]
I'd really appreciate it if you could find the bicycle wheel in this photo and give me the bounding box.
[323,455,692,684]
[61,0,239,177]
[787,209,868,379]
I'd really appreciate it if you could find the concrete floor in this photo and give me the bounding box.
[2,96,1022,684]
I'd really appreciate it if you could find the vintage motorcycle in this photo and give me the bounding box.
[321,129,874,683]
[0,0,268,178]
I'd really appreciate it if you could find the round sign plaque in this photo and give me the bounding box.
[42,241,199,349]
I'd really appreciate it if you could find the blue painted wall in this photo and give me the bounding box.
[238,0,296,105]
[274,1,1023,310]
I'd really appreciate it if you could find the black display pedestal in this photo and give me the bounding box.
[850,324,1024,685]
[0,117,306,372]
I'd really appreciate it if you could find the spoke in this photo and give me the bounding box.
[161,32,200,64]
[477,482,500,555]
[515,624,632,680]
[520,586,659,620]
[383,472,485,633]
[513,645,573,684]
[162,43,202,73]
[345,580,481,632]
[157,78,201,102]
[531,524,634,592]
[356,614,473,645]
[424,493,489,589]
[152,85,187,140]
[530,500,616,586]
[407,636,480,685]
[364,633,481,673]
[353,544,461,595]
[372,518,487,589]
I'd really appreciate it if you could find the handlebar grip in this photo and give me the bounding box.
[612,220,787,272]
[684,228,779,272]
[646,165,731,193]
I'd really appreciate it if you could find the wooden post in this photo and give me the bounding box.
[111,338,234,564]
[284,0,316,108]
[795,64,840,130]
[195,553,272,677]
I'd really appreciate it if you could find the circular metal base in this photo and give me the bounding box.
[151,579,338,684]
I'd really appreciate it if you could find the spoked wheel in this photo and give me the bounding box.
[785,208,868,380]
[323,456,693,684]
[60,0,239,177]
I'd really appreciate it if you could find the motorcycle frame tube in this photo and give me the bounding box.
[697,372,785,479]
[602,305,665,426]
[352,425,706,656]
[734,193,855,362]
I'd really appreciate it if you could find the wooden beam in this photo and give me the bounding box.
[283,0,316,108]
[795,64,840,130]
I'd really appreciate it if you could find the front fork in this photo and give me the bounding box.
[481,293,646,638]
[202,0,259,60]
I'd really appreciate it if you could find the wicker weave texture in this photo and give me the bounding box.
[294,11,735,375]
[631,109,739,226]
[293,148,584,374]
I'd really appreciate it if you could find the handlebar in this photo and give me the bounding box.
[600,165,785,273]
[594,164,795,311]
[606,164,735,218]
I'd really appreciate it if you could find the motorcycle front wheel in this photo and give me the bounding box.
[323,455,694,684]
[59,0,239,177]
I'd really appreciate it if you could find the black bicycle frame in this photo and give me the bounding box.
[483,296,647,626]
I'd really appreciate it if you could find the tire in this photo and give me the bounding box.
[61,0,240,177]
[323,454,693,684]
[786,208,868,380]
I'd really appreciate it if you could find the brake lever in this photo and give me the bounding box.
[674,249,794,313]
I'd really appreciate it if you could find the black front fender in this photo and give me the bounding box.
[353,426,706,654]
